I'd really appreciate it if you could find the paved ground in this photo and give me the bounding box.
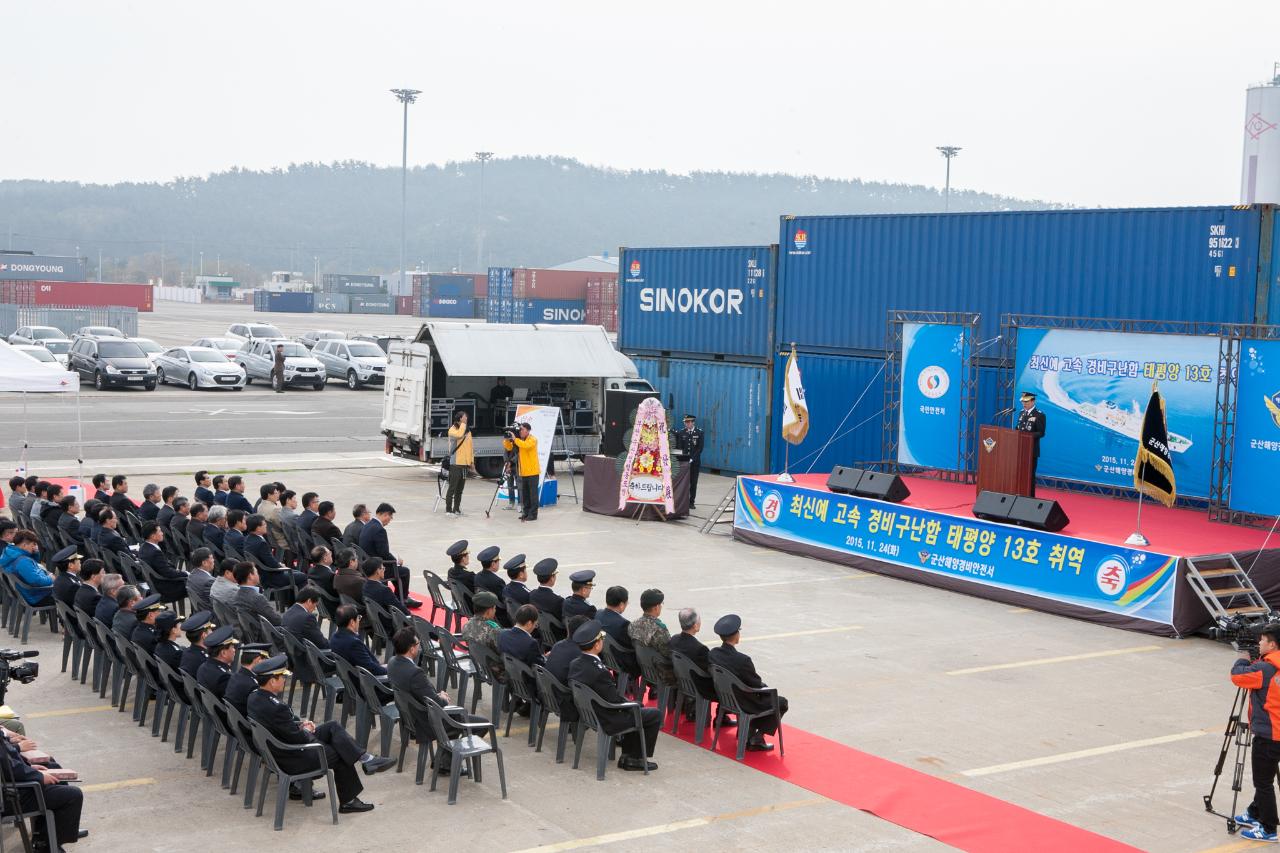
[4,448,1254,853]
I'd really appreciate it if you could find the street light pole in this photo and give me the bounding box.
[391,88,421,292]
[936,146,961,212]
[475,151,493,272]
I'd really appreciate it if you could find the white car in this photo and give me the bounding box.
[226,322,284,344]
[39,338,72,367]
[192,337,241,360]
[7,325,64,346]
[154,346,246,390]
[11,344,61,366]
[129,337,163,365]
[296,329,346,349]
[234,339,326,390]
[72,325,125,339]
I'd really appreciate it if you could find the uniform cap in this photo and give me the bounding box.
[251,654,291,678]
[1020,391,1036,401]
[472,591,499,610]
[714,614,742,637]
[683,414,696,421]
[51,545,81,564]
[180,610,215,633]
[639,588,664,609]
[572,619,605,647]
[534,558,558,578]
[503,553,527,572]
[569,569,596,584]
[205,625,240,649]
[446,540,469,558]
[134,594,164,613]
[477,545,500,563]
[155,611,179,633]
[240,645,270,665]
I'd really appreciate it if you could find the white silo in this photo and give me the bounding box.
[1241,65,1280,204]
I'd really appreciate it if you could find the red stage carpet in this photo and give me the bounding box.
[407,596,1139,851]
[783,473,1274,556]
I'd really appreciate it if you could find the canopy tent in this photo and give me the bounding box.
[413,322,639,378]
[0,340,82,486]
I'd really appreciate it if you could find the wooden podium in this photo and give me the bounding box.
[976,425,1035,497]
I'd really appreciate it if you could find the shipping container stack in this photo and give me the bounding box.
[585,279,619,331]
[485,267,515,323]
[417,273,477,319]
[618,245,778,475]
[0,280,154,312]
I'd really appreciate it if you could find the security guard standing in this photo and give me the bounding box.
[673,414,704,508]
[1015,391,1046,495]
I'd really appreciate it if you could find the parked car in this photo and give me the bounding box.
[312,338,388,389]
[154,346,246,390]
[7,325,64,346]
[296,329,346,349]
[129,337,163,365]
[38,338,72,367]
[191,337,241,360]
[68,336,157,390]
[72,325,125,339]
[226,322,284,344]
[234,339,325,390]
[11,345,60,366]
[350,334,407,354]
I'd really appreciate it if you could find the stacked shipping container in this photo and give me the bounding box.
[1,280,154,312]
[585,279,619,331]
[486,267,618,325]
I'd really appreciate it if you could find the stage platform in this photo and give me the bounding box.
[733,473,1280,637]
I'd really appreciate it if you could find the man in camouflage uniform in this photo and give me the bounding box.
[461,590,506,683]
[628,588,675,687]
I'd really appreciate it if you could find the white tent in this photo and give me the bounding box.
[0,340,78,393]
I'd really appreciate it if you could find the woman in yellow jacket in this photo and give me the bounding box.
[445,411,474,516]
[502,422,541,521]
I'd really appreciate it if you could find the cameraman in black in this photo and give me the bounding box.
[1231,625,1280,842]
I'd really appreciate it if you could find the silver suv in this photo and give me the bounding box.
[234,339,325,391]
[312,338,388,389]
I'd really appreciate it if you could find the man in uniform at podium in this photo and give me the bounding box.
[1015,391,1046,495]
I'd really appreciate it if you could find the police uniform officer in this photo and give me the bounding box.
[226,646,271,717]
[475,546,509,626]
[446,540,476,593]
[180,611,216,679]
[503,554,531,607]
[197,625,239,698]
[566,619,661,771]
[50,546,82,608]
[130,594,165,655]
[1015,391,1047,495]
[708,614,788,751]
[564,570,598,619]
[529,558,564,620]
[673,414,705,508]
[155,611,183,671]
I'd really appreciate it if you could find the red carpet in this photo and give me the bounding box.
[781,473,1274,556]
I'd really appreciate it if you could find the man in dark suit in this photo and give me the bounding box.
[502,554,531,607]
[91,473,110,504]
[342,504,369,547]
[669,607,735,727]
[204,506,228,553]
[545,615,591,722]
[224,476,254,514]
[598,585,639,676]
[282,586,329,683]
[108,474,137,517]
[386,626,484,775]
[330,605,386,676]
[170,497,192,541]
[567,620,660,771]
[2,737,84,852]
[708,614,787,752]
[312,501,342,546]
[247,653,393,812]
[194,470,216,508]
[1015,390,1047,495]
[332,549,364,603]
[306,546,337,597]
[563,570,598,620]
[156,486,179,530]
[212,475,228,507]
[224,510,247,553]
[96,509,130,559]
[529,558,563,619]
[244,514,306,596]
[232,561,281,638]
[186,502,209,547]
[95,575,124,626]
[296,492,320,533]
[358,503,418,608]
[138,521,189,603]
[112,585,141,637]
[186,547,216,612]
[474,546,509,626]
[78,500,102,544]
[50,546,82,608]
[56,495,83,544]
[138,483,161,521]
[498,605,544,672]
[363,558,408,621]
[74,558,106,617]
[180,611,215,679]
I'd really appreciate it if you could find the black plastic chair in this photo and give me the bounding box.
[300,640,344,724]
[194,681,239,788]
[7,576,57,644]
[710,664,785,761]
[599,633,634,693]
[671,650,715,745]
[448,579,474,621]
[155,657,200,757]
[72,608,106,691]
[248,719,340,831]
[569,680,647,780]
[499,653,541,746]
[421,570,458,631]
[410,616,442,681]
[635,644,675,721]
[426,700,505,805]
[0,737,58,853]
[355,667,399,757]
[53,598,86,677]
[464,640,506,725]
[392,687,437,785]
[532,664,579,762]
[223,703,265,808]
[535,611,565,651]
[432,627,479,712]
[362,597,397,662]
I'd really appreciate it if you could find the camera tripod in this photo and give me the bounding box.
[1204,686,1254,833]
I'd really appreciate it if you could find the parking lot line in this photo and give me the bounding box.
[507,797,826,852]
[80,777,157,793]
[945,645,1163,676]
[960,730,1207,777]
[689,574,870,592]
[25,704,115,719]
[743,625,864,642]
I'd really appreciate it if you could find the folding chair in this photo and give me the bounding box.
[710,664,785,761]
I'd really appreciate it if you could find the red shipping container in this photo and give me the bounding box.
[396,295,415,315]
[0,281,36,305]
[512,268,614,301]
[31,281,153,312]
[472,274,487,298]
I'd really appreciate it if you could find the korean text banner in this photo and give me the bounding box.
[898,323,968,470]
[1014,328,1219,497]
[734,476,1178,625]
[1230,339,1280,517]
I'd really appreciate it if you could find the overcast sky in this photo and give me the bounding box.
[4,1,1278,207]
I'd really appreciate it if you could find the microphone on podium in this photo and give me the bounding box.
[994,407,1014,419]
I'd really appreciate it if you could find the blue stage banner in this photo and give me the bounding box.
[735,476,1179,625]
[1231,338,1280,517]
[1014,328,1219,498]
[898,322,968,470]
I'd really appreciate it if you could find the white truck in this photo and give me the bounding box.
[380,322,656,478]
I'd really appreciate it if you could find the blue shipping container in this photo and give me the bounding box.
[768,350,1007,474]
[488,267,513,296]
[1268,214,1280,325]
[314,293,350,314]
[349,294,394,315]
[524,299,586,324]
[632,357,772,474]
[619,245,776,362]
[255,291,313,313]
[427,274,475,300]
[426,297,475,319]
[777,206,1276,354]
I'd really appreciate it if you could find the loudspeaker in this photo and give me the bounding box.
[853,471,910,504]
[973,490,1017,522]
[1008,496,1070,532]
[826,465,865,495]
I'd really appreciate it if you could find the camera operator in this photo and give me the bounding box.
[502,422,540,522]
[444,410,473,517]
[1231,625,1280,842]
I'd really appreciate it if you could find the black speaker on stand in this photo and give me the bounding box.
[824,466,910,503]
[826,466,865,495]
[972,490,1069,532]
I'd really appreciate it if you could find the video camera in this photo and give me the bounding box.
[1208,614,1280,657]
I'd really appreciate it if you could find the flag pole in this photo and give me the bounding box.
[779,441,793,483]
[1125,486,1149,546]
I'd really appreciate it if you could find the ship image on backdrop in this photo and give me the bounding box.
[1014,327,1217,497]
[618,397,675,517]
[778,344,809,482]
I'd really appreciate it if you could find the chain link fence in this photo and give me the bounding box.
[0,304,139,338]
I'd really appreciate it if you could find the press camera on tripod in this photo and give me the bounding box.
[0,649,40,705]
[1204,613,1280,834]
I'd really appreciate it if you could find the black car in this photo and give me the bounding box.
[68,336,158,390]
